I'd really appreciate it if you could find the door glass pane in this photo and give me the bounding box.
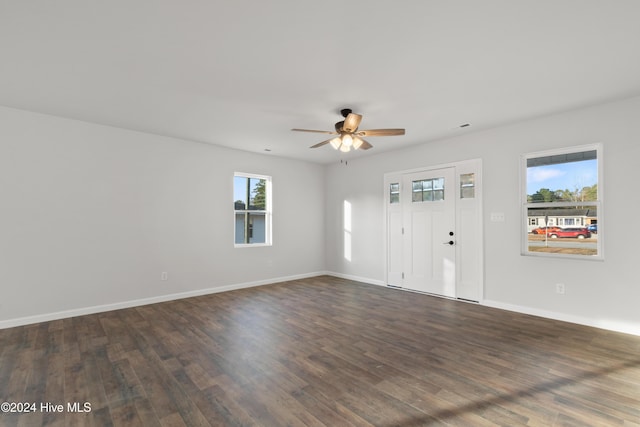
[433,178,444,190]
[412,178,446,202]
[460,173,475,198]
[390,183,400,204]
[412,180,423,202]
[433,178,444,201]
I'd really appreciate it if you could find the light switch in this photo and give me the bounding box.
[490,212,505,222]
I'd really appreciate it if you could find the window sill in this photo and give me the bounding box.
[234,243,272,248]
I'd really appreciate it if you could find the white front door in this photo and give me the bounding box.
[402,167,456,297]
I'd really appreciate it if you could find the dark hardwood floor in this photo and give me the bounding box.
[2,276,640,426]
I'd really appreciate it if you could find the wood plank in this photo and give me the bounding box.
[1,276,640,426]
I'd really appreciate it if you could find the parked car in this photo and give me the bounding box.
[548,227,591,239]
[587,224,598,233]
[532,226,562,235]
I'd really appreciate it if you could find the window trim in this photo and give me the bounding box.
[521,143,603,260]
[234,172,272,248]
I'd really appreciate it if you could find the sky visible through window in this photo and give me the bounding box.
[234,176,267,210]
[234,176,248,203]
[234,176,263,203]
[527,159,597,195]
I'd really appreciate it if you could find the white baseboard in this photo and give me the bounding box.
[324,271,386,287]
[5,273,638,338]
[0,271,326,329]
[326,275,640,337]
[483,299,640,337]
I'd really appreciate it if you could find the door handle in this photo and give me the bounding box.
[443,240,454,246]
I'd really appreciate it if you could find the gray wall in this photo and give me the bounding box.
[324,96,640,335]
[0,106,325,325]
[3,95,640,335]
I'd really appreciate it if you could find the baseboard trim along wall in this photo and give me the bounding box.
[327,273,640,337]
[483,299,640,337]
[0,272,326,330]
[4,273,638,337]
[325,271,386,287]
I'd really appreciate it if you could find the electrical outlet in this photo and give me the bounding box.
[556,283,565,294]
[161,272,168,281]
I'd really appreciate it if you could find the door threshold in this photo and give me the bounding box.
[386,284,478,304]
[386,284,455,300]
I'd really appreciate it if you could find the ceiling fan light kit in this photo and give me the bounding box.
[292,108,405,153]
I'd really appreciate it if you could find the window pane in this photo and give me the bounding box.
[235,213,267,244]
[412,180,423,202]
[390,183,400,204]
[235,212,247,244]
[248,178,266,210]
[233,176,248,210]
[412,178,445,202]
[234,176,267,211]
[526,205,598,256]
[248,212,266,243]
[527,151,597,203]
[234,173,271,246]
[460,173,475,198]
[524,146,601,258]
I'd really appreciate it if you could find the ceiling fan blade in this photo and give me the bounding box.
[353,136,373,150]
[357,128,405,137]
[342,113,363,132]
[292,128,338,135]
[309,138,334,149]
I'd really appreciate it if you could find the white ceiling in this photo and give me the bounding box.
[2,1,640,164]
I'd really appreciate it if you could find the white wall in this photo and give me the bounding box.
[0,106,325,326]
[325,95,640,335]
[4,96,640,335]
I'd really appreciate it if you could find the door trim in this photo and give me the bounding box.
[383,159,483,302]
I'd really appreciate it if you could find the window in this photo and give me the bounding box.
[412,178,444,202]
[522,144,602,259]
[389,183,400,204]
[460,173,475,198]
[234,173,271,246]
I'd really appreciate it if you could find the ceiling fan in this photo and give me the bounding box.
[292,109,405,152]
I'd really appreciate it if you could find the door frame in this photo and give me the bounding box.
[383,158,484,302]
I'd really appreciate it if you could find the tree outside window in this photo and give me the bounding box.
[522,145,602,259]
[234,173,271,246]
